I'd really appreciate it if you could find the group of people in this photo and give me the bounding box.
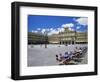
[56,47,86,65]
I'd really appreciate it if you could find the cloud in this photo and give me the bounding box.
[48,29,59,35]
[48,23,75,35]
[76,17,88,26]
[41,28,51,34]
[37,27,64,35]
[57,28,64,32]
[61,23,75,31]
[50,28,53,31]
[41,29,46,33]
[48,27,66,35]
[68,27,74,31]
[32,23,75,35]
[37,28,41,30]
[32,28,50,34]
[76,26,80,29]
[32,30,38,33]
[61,23,74,28]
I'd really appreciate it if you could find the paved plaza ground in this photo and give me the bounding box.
[28,44,87,67]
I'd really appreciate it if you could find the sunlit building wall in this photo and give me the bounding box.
[48,27,87,44]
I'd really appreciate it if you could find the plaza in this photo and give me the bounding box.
[28,44,87,67]
[28,16,88,67]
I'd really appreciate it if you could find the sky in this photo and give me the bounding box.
[28,15,88,35]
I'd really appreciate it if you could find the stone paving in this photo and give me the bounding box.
[28,44,87,67]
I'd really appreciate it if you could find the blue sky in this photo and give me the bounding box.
[28,15,88,35]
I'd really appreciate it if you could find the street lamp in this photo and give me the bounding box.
[75,30,77,44]
[75,26,81,44]
[44,30,49,48]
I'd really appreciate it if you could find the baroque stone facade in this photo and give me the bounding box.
[48,27,87,44]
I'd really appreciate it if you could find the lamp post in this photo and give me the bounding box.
[44,30,48,48]
[75,30,76,44]
[75,27,77,45]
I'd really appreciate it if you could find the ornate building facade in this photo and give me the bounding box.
[48,27,87,44]
[28,32,48,44]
